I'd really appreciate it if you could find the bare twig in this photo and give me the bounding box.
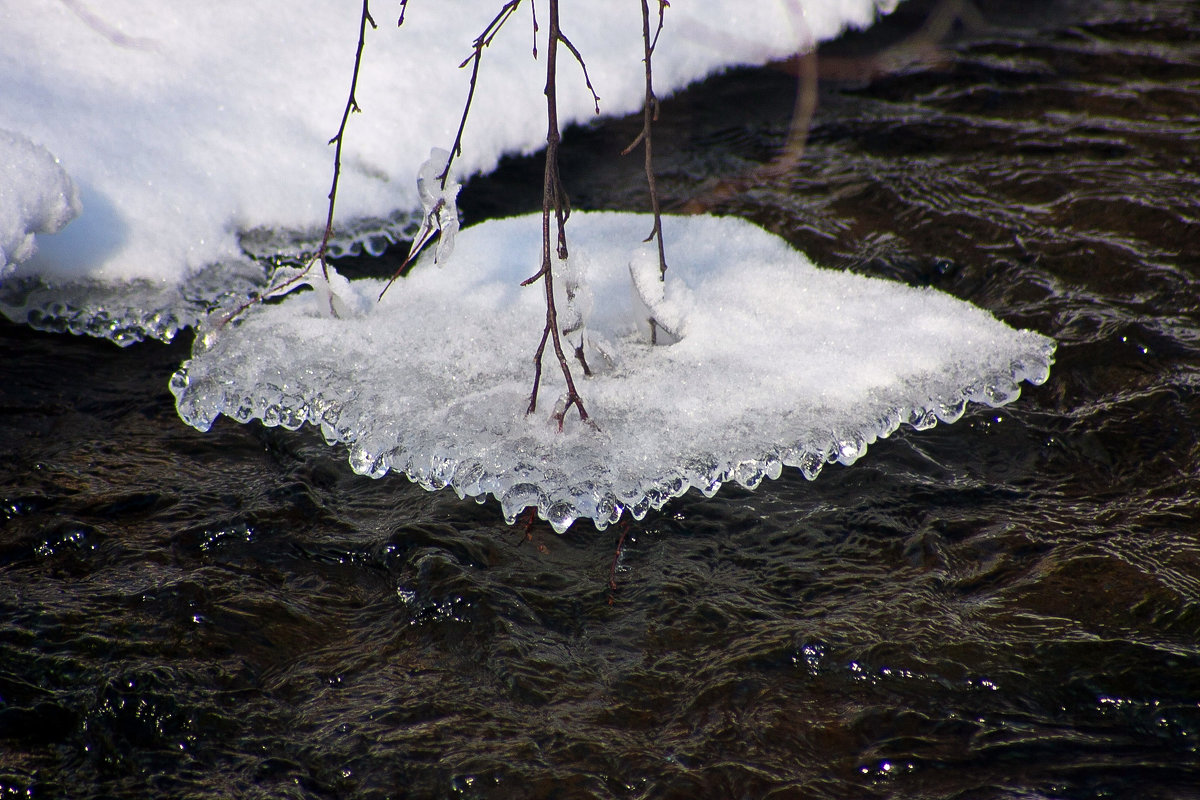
[213,0,375,327]
[521,0,591,430]
[316,0,377,288]
[445,0,527,180]
[379,0,530,298]
[556,31,601,115]
[207,265,311,329]
[623,0,670,343]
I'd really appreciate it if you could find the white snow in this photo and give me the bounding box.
[0,130,80,276]
[171,212,1055,532]
[1,0,898,338]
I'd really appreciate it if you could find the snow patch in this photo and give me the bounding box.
[1,0,900,342]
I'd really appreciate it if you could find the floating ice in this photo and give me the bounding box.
[171,212,1055,532]
[1,0,899,342]
[0,131,80,276]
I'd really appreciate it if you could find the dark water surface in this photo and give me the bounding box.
[4,1,1200,797]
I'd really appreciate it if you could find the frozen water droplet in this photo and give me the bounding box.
[629,496,651,520]
[908,407,938,430]
[349,444,391,479]
[232,397,255,424]
[500,483,544,523]
[834,435,865,466]
[733,460,765,489]
[791,448,824,481]
[596,494,623,525]
[937,398,967,423]
[544,501,577,533]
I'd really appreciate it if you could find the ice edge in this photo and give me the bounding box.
[170,340,1055,534]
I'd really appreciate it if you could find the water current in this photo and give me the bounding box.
[3,0,1200,797]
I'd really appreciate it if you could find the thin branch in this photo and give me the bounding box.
[638,0,667,279]
[556,31,601,114]
[523,0,589,429]
[650,0,667,52]
[214,0,375,327]
[622,0,670,342]
[208,267,310,329]
[379,1,528,297]
[444,0,526,180]
[530,0,539,56]
[316,0,377,287]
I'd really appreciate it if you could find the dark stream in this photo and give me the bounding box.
[3,1,1200,797]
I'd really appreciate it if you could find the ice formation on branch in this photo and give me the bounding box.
[409,148,462,268]
[171,212,1055,533]
[629,245,693,343]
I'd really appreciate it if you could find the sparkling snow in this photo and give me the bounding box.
[0,0,899,341]
[171,212,1055,532]
[0,130,80,276]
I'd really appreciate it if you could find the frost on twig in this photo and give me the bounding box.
[195,260,355,352]
[377,148,461,299]
[379,2,530,298]
[413,148,462,265]
[629,245,691,344]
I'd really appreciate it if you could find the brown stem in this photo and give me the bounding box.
[638,0,667,280]
[557,30,601,114]
[379,1,529,298]
[525,0,589,429]
[443,0,527,185]
[217,1,375,327]
[621,0,669,343]
[318,0,376,285]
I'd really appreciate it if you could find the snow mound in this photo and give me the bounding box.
[0,131,80,276]
[171,212,1055,532]
[1,0,899,342]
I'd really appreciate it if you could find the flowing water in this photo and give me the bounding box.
[3,0,1200,797]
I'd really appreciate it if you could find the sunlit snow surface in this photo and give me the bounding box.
[0,0,899,343]
[172,213,1055,532]
[0,131,79,276]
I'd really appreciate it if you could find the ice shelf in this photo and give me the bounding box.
[171,212,1055,532]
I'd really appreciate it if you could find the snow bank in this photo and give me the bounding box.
[171,212,1054,532]
[0,0,899,342]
